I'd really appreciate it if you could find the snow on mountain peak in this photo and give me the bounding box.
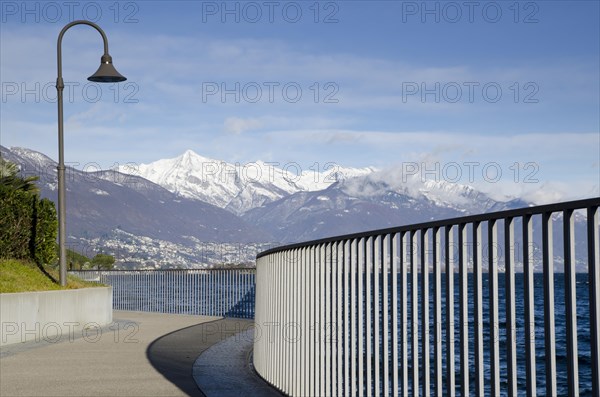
[339,168,495,212]
[182,149,197,158]
[8,147,55,167]
[177,149,216,166]
[116,149,504,216]
[117,150,377,215]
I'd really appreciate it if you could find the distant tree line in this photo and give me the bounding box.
[212,262,255,269]
[70,252,115,270]
[0,159,57,265]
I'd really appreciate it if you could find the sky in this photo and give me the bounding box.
[1,0,599,203]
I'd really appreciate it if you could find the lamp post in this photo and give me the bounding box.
[56,20,126,286]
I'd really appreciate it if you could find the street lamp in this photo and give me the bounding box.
[56,20,126,286]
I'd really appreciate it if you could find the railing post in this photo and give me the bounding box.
[358,238,365,397]
[374,236,381,397]
[313,245,319,397]
[350,240,358,397]
[366,238,372,397]
[458,223,469,397]
[392,233,400,397]
[588,205,600,397]
[336,242,344,396]
[563,209,579,396]
[505,217,517,396]
[542,211,557,396]
[420,229,430,397]
[382,235,391,397]
[473,221,484,397]
[400,232,408,397]
[410,230,418,397]
[343,241,351,397]
[522,214,536,396]
[432,227,442,397]
[319,244,327,397]
[444,225,455,397]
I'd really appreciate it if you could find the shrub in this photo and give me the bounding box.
[91,253,115,270]
[0,159,58,265]
[0,185,33,259]
[31,198,58,266]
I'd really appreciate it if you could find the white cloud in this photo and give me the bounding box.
[223,117,263,134]
[515,182,599,205]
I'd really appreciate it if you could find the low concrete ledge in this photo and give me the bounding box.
[0,287,112,346]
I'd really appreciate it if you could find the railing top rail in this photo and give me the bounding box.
[69,268,256,272]
[256,197,600,259]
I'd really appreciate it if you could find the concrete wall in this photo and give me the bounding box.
[0,287,112,346]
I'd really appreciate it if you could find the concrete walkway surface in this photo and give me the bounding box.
[193,328,282,397]
[0,311,279,397]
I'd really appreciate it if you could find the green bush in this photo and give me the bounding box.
[67,249,91,270]
[31,198,58,266]
[0,159,58,266]
[91,253,115,270]
[0,185,33,259]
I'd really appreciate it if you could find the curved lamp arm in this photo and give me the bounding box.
[57,20,110,84]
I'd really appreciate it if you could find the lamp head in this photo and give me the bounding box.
[88,54,126,83]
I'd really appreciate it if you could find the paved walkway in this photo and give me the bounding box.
[0,311,279,397]
[193,328,282,397]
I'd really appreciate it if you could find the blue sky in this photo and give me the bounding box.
[1,0,599,203]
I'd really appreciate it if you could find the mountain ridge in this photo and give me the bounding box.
[3,145,591,270]
[122,149,375,215]
[1,146,273,245]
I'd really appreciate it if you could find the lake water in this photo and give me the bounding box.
[385,272,593,396]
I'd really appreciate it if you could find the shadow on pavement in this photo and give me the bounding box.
[146,318,253,397]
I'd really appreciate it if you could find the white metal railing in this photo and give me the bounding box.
[70,269,255,319]
[253,198,600,396]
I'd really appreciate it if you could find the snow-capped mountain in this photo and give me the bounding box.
[122,150,526,219]
[115,149,539,244]
[121,150,374,215]
[242,174,528,243]
[338,170,525,215]
[1,146,273,267]
[4,146,592,270]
